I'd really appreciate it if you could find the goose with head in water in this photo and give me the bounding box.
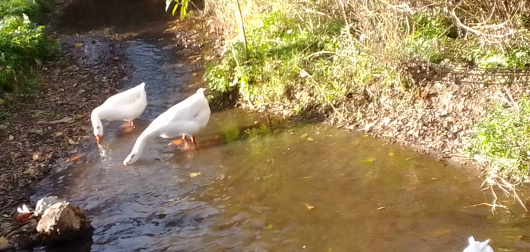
[91,82,147,144]
[123,88,210,165]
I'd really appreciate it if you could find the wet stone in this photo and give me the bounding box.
[0,242,14,252]
[36,201,93,245]
[0,223,10,231]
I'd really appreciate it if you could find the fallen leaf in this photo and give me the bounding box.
[32,153,40,161]
[307,137,314,141]
[299,133,308,139]
[389,152,395,156]
[267,224,273,229]
[75,43,83,47]
[67,138,76,145]
[0,236,7,244]
[362,158,375,164]
[49,117,73,124]
[376,207,385,210]
[434,229,451,237]
[37,117,73,124]
[71,155,82,162]
[23,168,35,175]
[352,141,359,146]
[8,134,14,141]
[0,98,4,105]
[55,132,63,137]
[304,203,315,210]
[189,172,201,177]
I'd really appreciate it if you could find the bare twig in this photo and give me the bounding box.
[450,7,515,39]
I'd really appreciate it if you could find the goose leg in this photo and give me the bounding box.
[171,135,186,146]
[191,136,196,144]
[120,120,135,129]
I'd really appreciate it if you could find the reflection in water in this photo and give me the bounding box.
[34,113,530,252]
[97,145,107,161]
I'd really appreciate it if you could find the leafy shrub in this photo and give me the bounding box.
[0,0,58,98]
[0,16,58,94]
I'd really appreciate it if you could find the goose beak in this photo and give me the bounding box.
[95,135,103,144]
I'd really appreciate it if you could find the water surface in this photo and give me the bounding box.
[32,0,530,251]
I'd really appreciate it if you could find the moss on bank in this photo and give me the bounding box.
[202,0,530,182]
[0,0,58,101]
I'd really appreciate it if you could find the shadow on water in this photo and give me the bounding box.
[32,0,530,251]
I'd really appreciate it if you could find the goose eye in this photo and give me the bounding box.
[97,126,100,129]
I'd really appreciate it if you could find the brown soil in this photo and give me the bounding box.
[337,63,530,166]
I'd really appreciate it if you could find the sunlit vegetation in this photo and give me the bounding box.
[465,97,530,182]
[0,0,58,102]
[200,0,530,181]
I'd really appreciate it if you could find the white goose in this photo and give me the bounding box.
[463,236,494,252]
[123,88,210,165]
[91,82,147,144]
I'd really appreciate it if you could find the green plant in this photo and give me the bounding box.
[165,0,189,20]
[0,15,58,94]
[465,97,530,181]
[245,124,270,139]
[205,8,362,114]
[0,0,56,22]
[404,11,456,63]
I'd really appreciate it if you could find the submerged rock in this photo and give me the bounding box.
[36,201,92,245]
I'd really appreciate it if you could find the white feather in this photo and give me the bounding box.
[123,88,210,165]
[91,82,148,138]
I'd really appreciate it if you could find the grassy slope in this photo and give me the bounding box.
[203,0,530,182]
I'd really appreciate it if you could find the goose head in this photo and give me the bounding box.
[91,108,104,144]
[123,151,140,166]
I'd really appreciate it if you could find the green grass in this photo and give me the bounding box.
[0,0,55,21]
[465,97,530,181]
[405,9,530,68]
[0,0,58,101]
[205,8,390,115]
[204,0,530,183]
